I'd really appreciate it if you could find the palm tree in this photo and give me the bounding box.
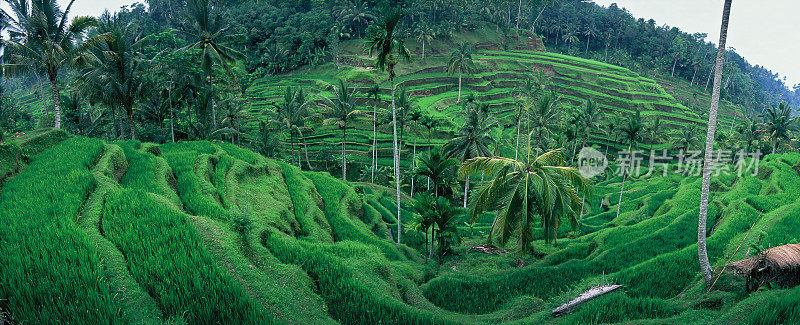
[365,9,412,246]
[180,0,244,129]
[445,102,496,208]
[321,79,364,181]
[219,95,252,144]
[415,24,435,60]
[562,29,579,52]
[583,25,597,55]
[760,102,798,154]
[528,92,562,151]
[333,0,376,38]
[414,146,458,198]
[460,149,590,252]
[269,87,312,169]
[615,110,645,219]
[3,0,100,129]
[409,109,423,197]
[411,193,436,262]
[675,124,699,152]
[75,11,143,140]
[698,0,732,286]
[737,114,760,152]
[646,116,665,151]
[447,41,476,103]
[577,99,603,149]
[365,84,382,183]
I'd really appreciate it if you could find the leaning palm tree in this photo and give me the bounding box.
[179,0,245,129]
[321,79,364,181]
[698,0,732,286]
[2,0,100,129]
[447,41,476,103]
[365,9,412,246]
[445,102,496,208]
[760,102,798,154]
[615,110,645,219]
[460,149,590,252]
[75,11,144,140]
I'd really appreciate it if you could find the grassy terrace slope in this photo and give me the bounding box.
[245,36,741,171]
[1,131,799,323]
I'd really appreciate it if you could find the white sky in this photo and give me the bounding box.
[593,0,800,89]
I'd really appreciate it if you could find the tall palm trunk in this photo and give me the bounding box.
[422,41,426,60]
[372,103,378,183]
[615,170,626,219]
[49,76,62,129]
[341,126,347,181]
[210,74,217,129]
[515,0,521,32]
[169,90,175,143]
[391,76,402,246]
[411,135,417,197]
[698,0,732,286]
[303,136,313,170]
[457,71,463,103]
[671,58,678,77]
[463,173,470,208]
[705,65,715,92]
[585,34,591,54]
[36,73,49,115]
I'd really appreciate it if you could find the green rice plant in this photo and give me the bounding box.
[566,292,682,324]
[102,189,271,323]
[0,137,116,323]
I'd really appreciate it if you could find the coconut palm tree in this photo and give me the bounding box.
[414,146,458,198]
[333,0,376,38]
[75,11,144,140]
[562,28,579,52]
[365,9,412,246]
[737,114,760,152]
[583,25,597,55]
[460,149,590,252]
[2,0,100,129]
[528,91,563,151]
[615,110,645,219]
[698,0,732,286]
[447,41,476,103]
[179,0,244,129]
[411,193,436,261]
[409,109,423,197]
[269,87,313,169]
[321,79,365,181]
[675,124,699,152]
[760,102,798,154]
[415,24,435,60]
[445,101,496,208]
[365,84,382,183]
[577,99,603,149]
[646,116,665,151]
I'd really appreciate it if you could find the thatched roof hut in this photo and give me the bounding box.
[726,243,800,292]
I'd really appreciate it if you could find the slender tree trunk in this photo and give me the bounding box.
[128,109,136,140]
[463,173,470,208]
[210,74,217,129]
[411,136,417,197]
[615,170,626,219]
[580,194,586,219]
[372,103,378,183]
[705,65,715,92]
[303,136,313,170]
[671,58,678,77]
[391,76,402,246]
[514,114,522,161]
[698,0,732,286]
[532,5,546,34]
[422,41,426,60]
[424,229,429,263]
[169,90,175,143]
[290,131,296,167]
[342,127,347,181]
[516,0,521,32]
[457,72,463,103]
[585,35,591,55]
[429,229,436,260]
[691,67,699,85]
[50,77,62,129]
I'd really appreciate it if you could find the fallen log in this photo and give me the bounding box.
[551,284,623,317]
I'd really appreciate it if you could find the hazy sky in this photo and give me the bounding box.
[593,0,800,88]
[5,0,799,88]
